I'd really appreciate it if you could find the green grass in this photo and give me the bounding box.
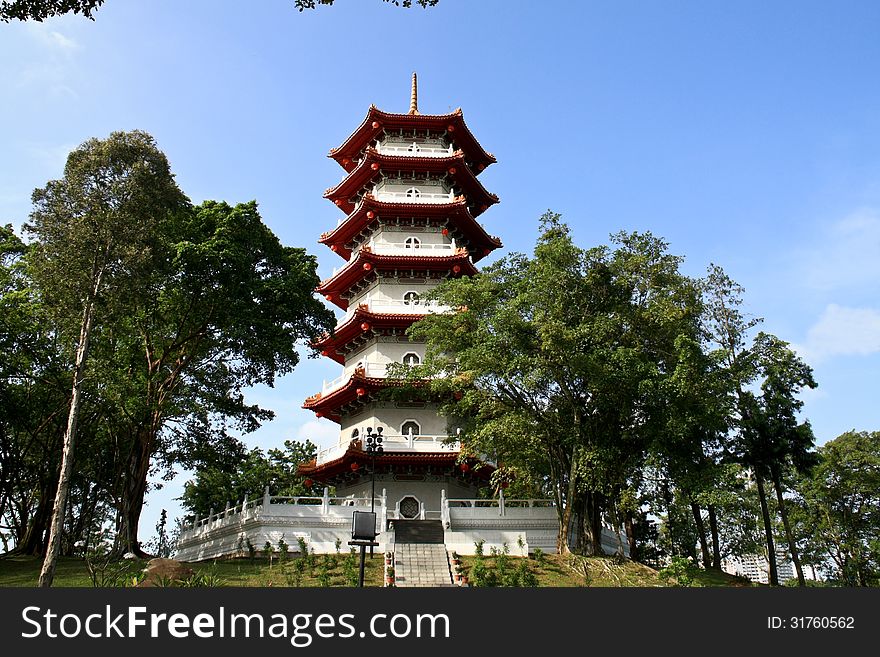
[0,553,385,588]
[457,553,755,587]
[0,552,752,588]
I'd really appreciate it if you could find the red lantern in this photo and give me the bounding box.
[371,163,380,171]
[484,248,492,257]
[304,478,313,488]
[447,125,456,132]
[324,294,333,301]
[478,163,486,171]
[343,158,351,167]
[480,204,488,212]
[351,462,360,472]
[356,387,366,397]
[322,350,331,357]
[335,199,344,206]
[372,121,380,129]
[366,210,375,219]
[441,228,449,236]
[448,167,456,175]
[452,265,461,274]
[360,322,371,332]
[330,244,339,252]
[460,463,470,473]
[363,262,372,271]
[315,411,323,418]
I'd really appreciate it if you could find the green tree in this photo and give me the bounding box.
[180,439,319,520]
[1,0,437,22]
[736,333,817,586]
[409,213,702,555]
[100,199,333,556]
[25,131,188,586]
[791,431,880,586]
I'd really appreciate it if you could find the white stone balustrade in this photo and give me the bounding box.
[376,142,454,157]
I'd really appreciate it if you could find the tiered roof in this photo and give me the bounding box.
[329,106,496,174]
[318,194,502,262]
[323,148,499,216]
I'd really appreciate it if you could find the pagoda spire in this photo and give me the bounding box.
[409,72,419,115]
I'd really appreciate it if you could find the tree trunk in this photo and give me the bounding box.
[707,503,721,569]
[770,464,805,586]
[624,509,637,561]
[17,482,55,556]
[690,500,711,569]
[753,469,779,586]
[115,426,155,558]
[39,293,99,587]
[579,491,604,557]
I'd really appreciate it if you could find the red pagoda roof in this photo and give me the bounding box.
[302,369,424,423]
[314,307,426,364]
[319,195,502,262]
[324,149,499,217]
[298,443,493,484]
[329,106,496,174]
[316,248,477,310]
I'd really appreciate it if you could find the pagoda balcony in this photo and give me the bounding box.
[343,298,450,321]
[315,434,460,465]
[375,142,455,157]
[374,190,457,204]
[321,362,390,396]
[354,240,457,258]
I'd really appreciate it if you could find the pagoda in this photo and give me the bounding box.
[299,74,501,521]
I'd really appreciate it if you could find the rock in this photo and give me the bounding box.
[138,558,193,587]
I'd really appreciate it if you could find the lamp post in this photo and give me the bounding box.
[364,427,384,512]
[364,427,383,559]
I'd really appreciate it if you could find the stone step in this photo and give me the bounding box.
[392,541,453,587]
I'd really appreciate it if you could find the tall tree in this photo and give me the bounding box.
[790,431,880,586]
[25,131,188,586]
[736,333,817,585]
[104,199,333,555]
[409,213,702,554]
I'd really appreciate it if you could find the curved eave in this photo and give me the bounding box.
[298,447,494,483]
[319,195,502,262]
[316,250,478,310]
[324,149,499,217]
[329,106,496,173]
[303,375,425,423]
[313,308,426,364]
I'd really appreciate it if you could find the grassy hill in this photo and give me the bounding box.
[0,552,752,587]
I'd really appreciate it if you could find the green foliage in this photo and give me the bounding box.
[790,431,880,586]
[181,440,319,520]
[658,556,699,587]
[277,536,289,562]
[0,0,104,22]
[294,0,437,10]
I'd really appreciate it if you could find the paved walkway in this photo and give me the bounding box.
[393,543,454,587]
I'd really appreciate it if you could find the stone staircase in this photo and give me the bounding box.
[392,520,454,587]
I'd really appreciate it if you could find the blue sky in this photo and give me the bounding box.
[2,0,879,539]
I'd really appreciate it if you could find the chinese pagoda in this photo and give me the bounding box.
[299,74,502,521]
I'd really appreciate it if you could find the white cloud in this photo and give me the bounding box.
[25,23,80,53]
[800,210,880,293]
[794,304,880,364]
[294,419,340,450]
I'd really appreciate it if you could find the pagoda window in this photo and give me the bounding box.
[402,352,420,366]
[405,187,421,198]
[404,236,421,249]
[401,420,421,437]
[403,291,420,306]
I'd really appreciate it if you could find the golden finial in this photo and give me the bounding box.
[409,72,419,115]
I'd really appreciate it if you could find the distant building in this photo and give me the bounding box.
[723,551,795,584]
